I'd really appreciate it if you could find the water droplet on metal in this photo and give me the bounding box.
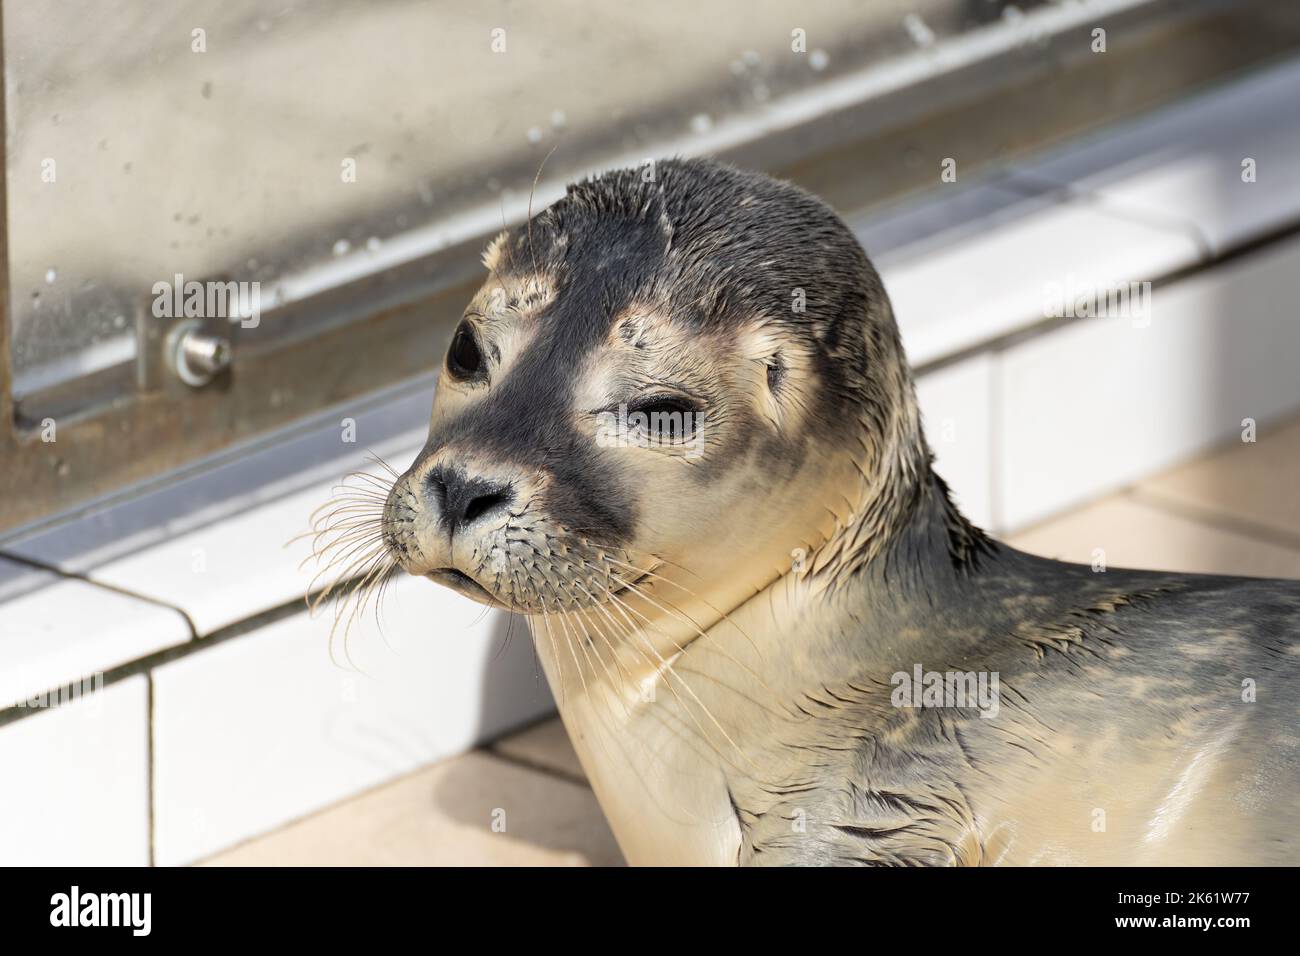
[333,239,351,256]
[44,268,56,284]
[690,113,713,135]
[809,49,829,71]
[526,126,543,145]
[904,13,936,48]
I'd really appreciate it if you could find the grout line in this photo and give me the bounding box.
[0,567,399,731]
[987,351,1003,535]
[147,672,156,868]
[0,589,310,730]
[999,168,1216,261]
[999,478,1145,541]
[0,550,199,640]
[182,763,439,867]
[487,747,590,789]
[911,209,1300,380]
[1127,486,1300,554]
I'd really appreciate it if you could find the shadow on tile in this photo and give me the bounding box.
[427,752,624,866]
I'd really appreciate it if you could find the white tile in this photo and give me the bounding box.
[996,235,1300,531]
[0,557,188,706]
[0,676,149,865]
[200,751,622,867]
[851,172,1053,268]
[6,382,433,636]
[878,197,1201,368]
[915,355,994,531]
[1010,57,1300,255]
[1008,494,1300,581]
[152,573,554,865]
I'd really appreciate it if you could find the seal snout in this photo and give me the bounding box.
[379,447,536,606]
[423,465,515,537]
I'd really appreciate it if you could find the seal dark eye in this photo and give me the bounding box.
[626,396,699,441]
[447,321,484,379]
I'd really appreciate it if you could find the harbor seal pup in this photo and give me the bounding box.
[375,157,1300,865]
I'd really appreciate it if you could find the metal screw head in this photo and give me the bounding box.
[166,319,232,387]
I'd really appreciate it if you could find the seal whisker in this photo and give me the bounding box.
[534,593,568,705]
[290,508,382,548]
[308,543,385,613]
[577,593,762,817]
[585,550,766,661]
[329,548,396,674]
[305,519,387,559]
[572,606,637,721]
[306,533,389,603]
[571,581,666,693]
[548,585,593,698]
[525,144,559,278]
[556,548,783,717]
[314,547,387,674]
[308,509,385,533]
[361,452,401,480]
[596,586,760,775]
[553,581,629,709]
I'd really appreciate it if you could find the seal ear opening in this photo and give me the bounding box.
[765,351,787,395]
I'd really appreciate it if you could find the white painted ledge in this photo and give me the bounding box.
[0,557,188,706]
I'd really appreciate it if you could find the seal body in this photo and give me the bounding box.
[375,158,1300,865]
[551,484,1300,865]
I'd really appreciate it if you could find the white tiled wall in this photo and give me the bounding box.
[151,576,552,865]
[915,355,994,530]
[879,198,1203,367]
[0,676,150,866]
[996,235,1300,531]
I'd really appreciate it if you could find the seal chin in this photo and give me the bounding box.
[426,567,503,607]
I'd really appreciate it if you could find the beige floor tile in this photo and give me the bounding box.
[1136,414,1300,540]
[492,718,586,782]
[1007,495,1300,579]
[199,751,623,867]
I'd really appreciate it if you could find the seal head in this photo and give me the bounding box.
[382,158,930,630]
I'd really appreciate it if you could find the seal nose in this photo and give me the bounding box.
[425,467,515,534]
